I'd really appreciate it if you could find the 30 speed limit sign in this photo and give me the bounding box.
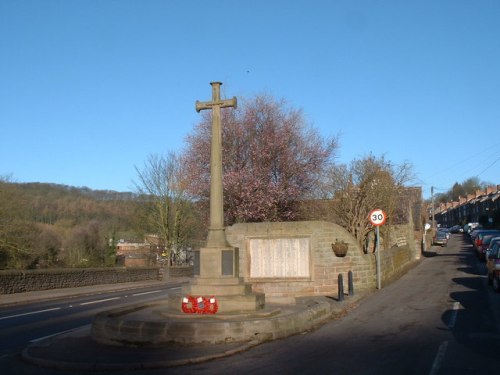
[369,209,386,226]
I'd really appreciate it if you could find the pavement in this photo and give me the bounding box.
[1,278,366,372]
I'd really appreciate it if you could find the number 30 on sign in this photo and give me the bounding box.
[369,209,386,226]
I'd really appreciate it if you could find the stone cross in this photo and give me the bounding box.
[195,82,237,248]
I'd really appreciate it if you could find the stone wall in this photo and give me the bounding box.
[168,265,194,278]
[226,221,419,303]
[0,267,161,294]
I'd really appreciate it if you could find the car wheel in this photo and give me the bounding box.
[493,277,500,293]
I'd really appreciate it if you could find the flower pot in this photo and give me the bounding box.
[332,240,348,257]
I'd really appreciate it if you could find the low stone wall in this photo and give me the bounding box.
[0,267,161,294]
[377,244,415,285]
[226,221,419,303]
[168,265,194,278]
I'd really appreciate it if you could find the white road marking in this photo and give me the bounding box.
[0,307,61,321]
[429,341,449,375]
[448,301,460,329]
[29,325,90,343]
[79,297,120,306]
[132,290,162,296]
[429,301,460,374]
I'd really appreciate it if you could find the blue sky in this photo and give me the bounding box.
[1,0,499,199]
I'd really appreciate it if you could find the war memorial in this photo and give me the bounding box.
[22,82,420,370]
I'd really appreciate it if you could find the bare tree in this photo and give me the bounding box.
[438,177,487,203]
[0,178,38,268]
[134,152,193,265]
[63,220,106,266]
[325,154,414,249]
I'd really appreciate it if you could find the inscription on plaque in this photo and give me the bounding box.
[248,237,310,278]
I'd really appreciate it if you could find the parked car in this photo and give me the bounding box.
[470,228,488,243]
[433,231,448,247]
[471,229,498,249]
[464,223,480,235]
[474,230,500,259]
[477,234,500,261]
[450,225,463,234]
[486,241,500,291]
[486,237,500,259]
[438,228,450,240]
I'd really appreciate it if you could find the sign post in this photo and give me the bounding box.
[369,209,386,289]
[423,223,431,254]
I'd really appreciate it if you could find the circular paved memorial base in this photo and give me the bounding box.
[90,297,334,347]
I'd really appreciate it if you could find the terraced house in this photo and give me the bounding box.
[434,185,500,228]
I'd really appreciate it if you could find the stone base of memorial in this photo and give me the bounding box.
[90,296,335,347]
[169,277,265,314]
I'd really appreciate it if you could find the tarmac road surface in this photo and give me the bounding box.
[0,280,186,375]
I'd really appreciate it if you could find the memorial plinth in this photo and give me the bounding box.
[172,246,265,314]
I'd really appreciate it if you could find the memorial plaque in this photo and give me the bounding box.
[248,237,310,278]
[221,249,234,276]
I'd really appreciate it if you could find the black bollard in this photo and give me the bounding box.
[338,273,344,301]
[348,270,354,296]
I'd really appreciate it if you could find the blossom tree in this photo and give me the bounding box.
[183,94,338,224]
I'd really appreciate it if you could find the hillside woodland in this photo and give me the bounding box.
[0,181,204,269]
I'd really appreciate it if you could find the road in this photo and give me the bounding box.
[0,282,184,374]
[163,234,500,375]
[3,235,500,374]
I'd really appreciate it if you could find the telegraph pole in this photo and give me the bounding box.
[431,186,435,230]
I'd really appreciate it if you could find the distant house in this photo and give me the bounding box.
[433,185,500,227]
[115,240,155,267]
